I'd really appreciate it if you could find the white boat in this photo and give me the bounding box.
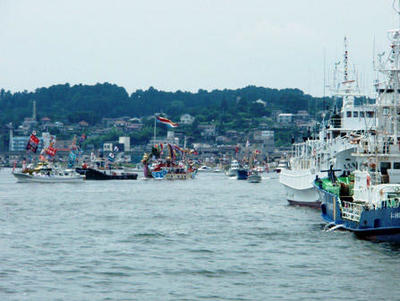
[279,38,376,207]
[226,160,240,177]
[316,9,400,241]
[248,171,262,183]
[198,165,213,172]
[13,168,84,183]
[274,159,289,173]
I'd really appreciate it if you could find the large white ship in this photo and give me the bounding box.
[280,38,376,207]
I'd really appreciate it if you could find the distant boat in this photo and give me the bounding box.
[237,168,248,180]
[226,160,239,177]
[274,159,289,173]
[13,164,84,183]
[198,165,213,172]
[75,167,138,180]
[248,171,261,183]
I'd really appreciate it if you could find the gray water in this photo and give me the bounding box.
[0,170,399,301]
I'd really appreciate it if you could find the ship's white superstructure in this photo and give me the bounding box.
[280,38,375,206]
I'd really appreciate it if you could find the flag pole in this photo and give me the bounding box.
[154,115,157,144]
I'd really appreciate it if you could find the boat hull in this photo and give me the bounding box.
[237,169,248,180]
[280,169,320,207]
[76,168,138,180]
[287,199,321,208]
[226,169,238,177]
[316,182,400,242]
[13,172,84,183]
[248,174,262,183]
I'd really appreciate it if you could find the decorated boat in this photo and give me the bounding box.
[142,143,197,180]
[13,132,85,183]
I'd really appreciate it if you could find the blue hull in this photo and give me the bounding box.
[237,169,248,180]
[315,182,400,243]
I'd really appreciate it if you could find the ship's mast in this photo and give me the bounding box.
[394,0,400,144]
[375,0,400,145]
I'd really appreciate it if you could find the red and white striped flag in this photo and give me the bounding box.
[156,116,178,128]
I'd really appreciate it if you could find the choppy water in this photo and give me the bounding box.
[0,170,400,300]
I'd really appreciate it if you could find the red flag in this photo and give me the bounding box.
[45,146,57,157]
[26,133,40,153]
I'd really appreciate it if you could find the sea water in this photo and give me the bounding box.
[0,170,399,300]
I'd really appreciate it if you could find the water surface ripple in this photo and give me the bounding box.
[0,170,399,300]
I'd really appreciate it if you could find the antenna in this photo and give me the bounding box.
[343,36,349,82]
[373,35,376,71]
[323,47,326,99]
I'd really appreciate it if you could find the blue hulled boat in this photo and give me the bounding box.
[237,168,248,180]
[313,2,400,242]
[315,172,400,242]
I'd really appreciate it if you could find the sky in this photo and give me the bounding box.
[0,0,398,97]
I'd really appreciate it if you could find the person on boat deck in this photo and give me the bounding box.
[328,165,337,183]
[82,161,88,169]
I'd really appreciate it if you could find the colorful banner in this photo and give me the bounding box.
[45,146,57,157]
[156,116,179,128]
[26,133,40,153]
[108,152,115,162]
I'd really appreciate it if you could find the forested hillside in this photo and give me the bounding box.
[0,83,329,127]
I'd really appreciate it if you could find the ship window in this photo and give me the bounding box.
[380,162,391,175]
[353,111,359,118]
[394,162,400,169]
[346,111,352,117]
[367,111,374,118]
[360,111,365,118]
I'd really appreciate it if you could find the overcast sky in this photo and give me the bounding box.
[0,0,398,97]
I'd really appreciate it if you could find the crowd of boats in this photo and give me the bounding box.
[279,2,400,243]
[9,2,400,244]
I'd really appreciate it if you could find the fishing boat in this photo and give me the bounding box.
[280,38,375,208]
[226,160,239,177]
[237,168,248,180]
[75,167,138,180]
[75,160,138,180]
[315,168,400,242]
[248,170,262,183]
[13,163,84,183]
[247,151,261,183]
[315,6,400,242]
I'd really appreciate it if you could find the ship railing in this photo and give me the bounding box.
[341,201,363,222]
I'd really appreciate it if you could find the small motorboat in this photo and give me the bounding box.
[248,171,262,183]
